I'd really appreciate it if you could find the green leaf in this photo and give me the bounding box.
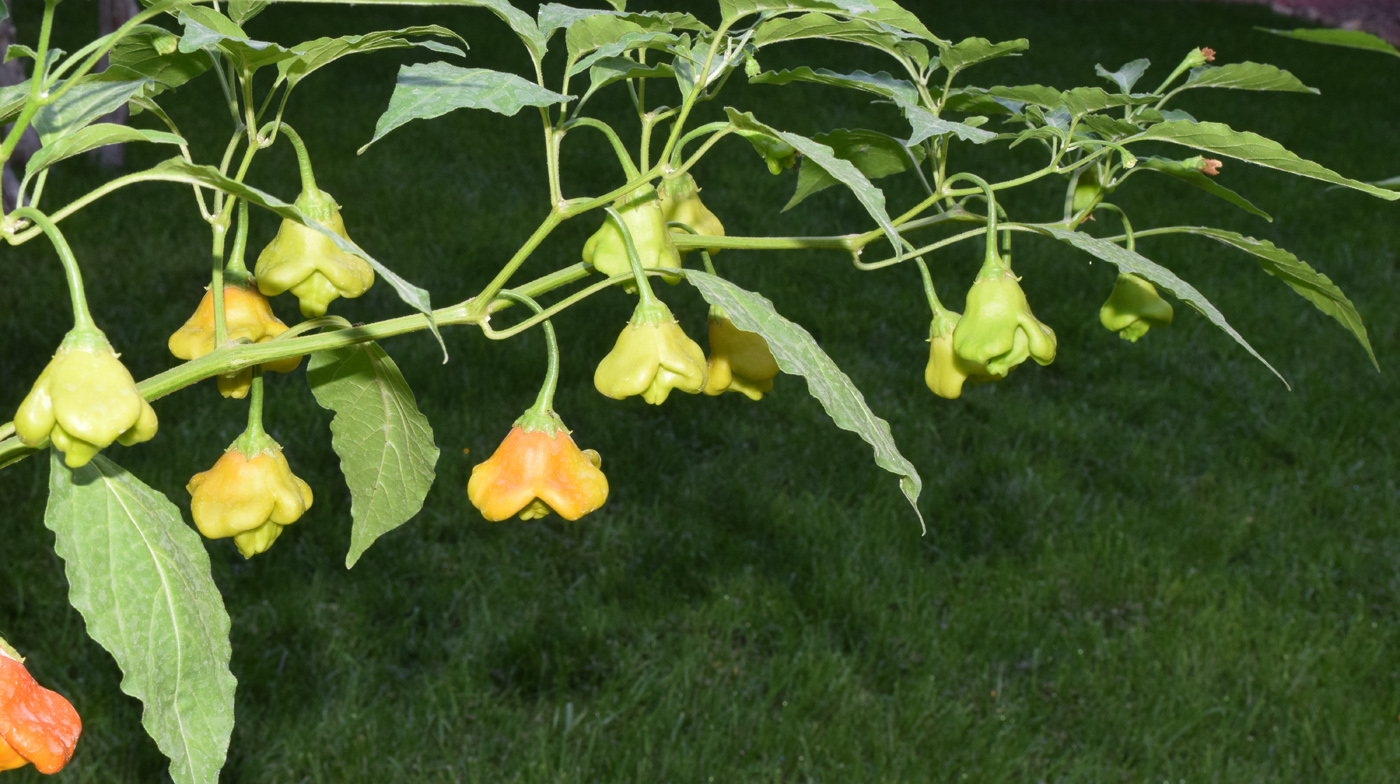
[1079,113,1140,140]
[1128,120,1400,200]
[752,13,929,69]
[569,30,680,77]
[1261,27,1400,57]
[0,436,35,470]
[785,128,924,210]
[539,4,615,34]
[1181,62,1317,94]
[1095,58,1151,93]
[143,158,443,352]
[1374,174,1400,190]
[1026,225,1286,385]
[672,33,753,95]
[0,81,32,126]
[177,8,303,72]
[903,105,996,145]
[1151,226,1375,368]
[1135,156,1271,221]
[107,25,212,96]
[565,14,673,62]
[276,26,468,89]
[363,62,572,151]
[0,3,8,24]
[750,66,919,105]
[586,56,673,92]
[45,453,236,784]
[1058,86,1154,116]
[227,0,270,24]
[687,270,924,529]
[307,342,440,568]
[936,36,1028,72]
[343,0,547,61]
[725,107,901,257]
[25,123,184,179]
[32,78,151,144]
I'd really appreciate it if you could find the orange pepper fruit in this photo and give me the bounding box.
[0,649,82,774]
[467,426,608,521]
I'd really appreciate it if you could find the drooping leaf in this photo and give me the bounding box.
[277,26,468,89]
[177,8,303,72]
[307,342,440,568]
[1135,156,1271,220]
[785,128,924,210]
[1079,113,1140,140]
[1148,226,1375,368]
[687,270,924,529]
[1180,62,1317,94]
[32,78,151,144]
[721,0,943,46]
[107,25,212,96]
[1026,225,1286,385]
[25,124,184,179]
[539,4,616,35]
[1128,120,1400,200]
[1095,58,1151,94]
[363,62,572,151]
[750,66,920,105]
[936,36,1028,72]
[1261,27,1400,57]
[565,14,672,62]
[725,108,901,257]
[227,0,269,24]
[752,13,929,69]
[45,453,236,784]
[585,56,673,93]
[569,30,680,76]
[903,105,996,145]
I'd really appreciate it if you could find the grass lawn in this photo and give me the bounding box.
[3,0,1399,781]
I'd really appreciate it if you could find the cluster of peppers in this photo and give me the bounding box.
[0,637,81,775]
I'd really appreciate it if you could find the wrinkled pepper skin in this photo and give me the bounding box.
[583,185,683,285]
[168,283,303,398]
[952,256,1057,377]
[658,173,725,258]
[924,311,1004,400]
[468,425,608,521]
[1100,273,1173,342]
[0,645,82,774]
[704,316,779,400]
[14,330,158,468]
[595,306,707,405]
[187,447,313,558]
[255,188,374,317]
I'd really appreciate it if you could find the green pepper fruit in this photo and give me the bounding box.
[1100,273,1173,342]
[1071,167,1107,225]
[658,173,725,258]
[255,188,375,317]
[583,185,683,286]
[736,130,799,175]
[14,329,158,468]
[952,245,1057,377]
[595,301,707,405]
[704,313,779,400]
[924,308,1005,400]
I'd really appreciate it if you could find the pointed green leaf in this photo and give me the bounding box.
[0,80,33,126]
[107,25,212,96]
[308,342,440,568]
[539,4,615,34]
[1135,156,1271,220]
[569,30,680,76]
[227,0,269,24]
[1181,62,1317,94]
[1079,113,1141,140]
[1095,58,1151,93]
[936,36,1028,72]
[750,66,920,104]
[1261,27,1400,57]
[363,62,572,151]
[177,8,303,72]
[1128,120,1400,200]
[785,128,924,210]
[25,123,184,179]
[752,13,930,68]
[904,105,996,145]
[725,107,901,257]
[32,78,151,144]
[276,26,468,89]
[586,56,673,92]
[1149,226,1375,368]
[45,453,236,784]
[1026,225,1286,385]
[687,270,924,529]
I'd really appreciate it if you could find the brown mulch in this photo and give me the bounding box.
[1208,0,1400,44]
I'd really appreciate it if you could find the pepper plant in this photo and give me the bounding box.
[0,0,1393,780]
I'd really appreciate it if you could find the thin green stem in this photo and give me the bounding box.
[914,256,943,314]
[469,212,564,315]
[228,199,251,278]
[562,118,640,178]
[489,291,560,412]
[1094,203,1135,253]
[605,205,659,307]
[245,368,267,441]
[211,222,229,346]
[9,207,95,332]
[855,227,985,271]
[276,123,319,194]
[671,128,735,179]
[0,0,56,175]
[669,122,730,168]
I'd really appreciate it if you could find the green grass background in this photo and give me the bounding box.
[3,0,1399,781]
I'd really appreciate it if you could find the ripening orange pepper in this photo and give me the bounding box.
[0,643,81,774]
[467,420,608,522]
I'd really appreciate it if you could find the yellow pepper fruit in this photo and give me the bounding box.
[14,330,158,468]
[583,185,683,285]
[255,188,374,317]
[1099,273,1174,342]
[704,315,779,400]
[658,172,725,258]
[168,283,304,398]
[952,248,1056,377]
[925,309,1006,399]
[467,413,608,522]
[594,302,707,405]
[187,446,313,558]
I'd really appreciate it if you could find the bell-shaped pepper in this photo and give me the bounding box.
[0,640,82,775]
[467,410,609,522]
[187,443,313,559]
[1099,273,1173,342]
[736,130,799,174]
[168,283,304,399]
[658,172,725,258]
[704,314,779,400]
[595,301,707,405]
[14,329,158,468]
[924,309,1005,400]
[952,246,1057,377]
[583,185,683,285]
[255,188,374,317]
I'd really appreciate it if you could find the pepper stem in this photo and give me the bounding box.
[497,290,561,417]
[225,198,252,284]
[605,204,660,308]
[10,207,97,334]
[211,221,229,346]
[277,123,319,195]
[231,368,277,455]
